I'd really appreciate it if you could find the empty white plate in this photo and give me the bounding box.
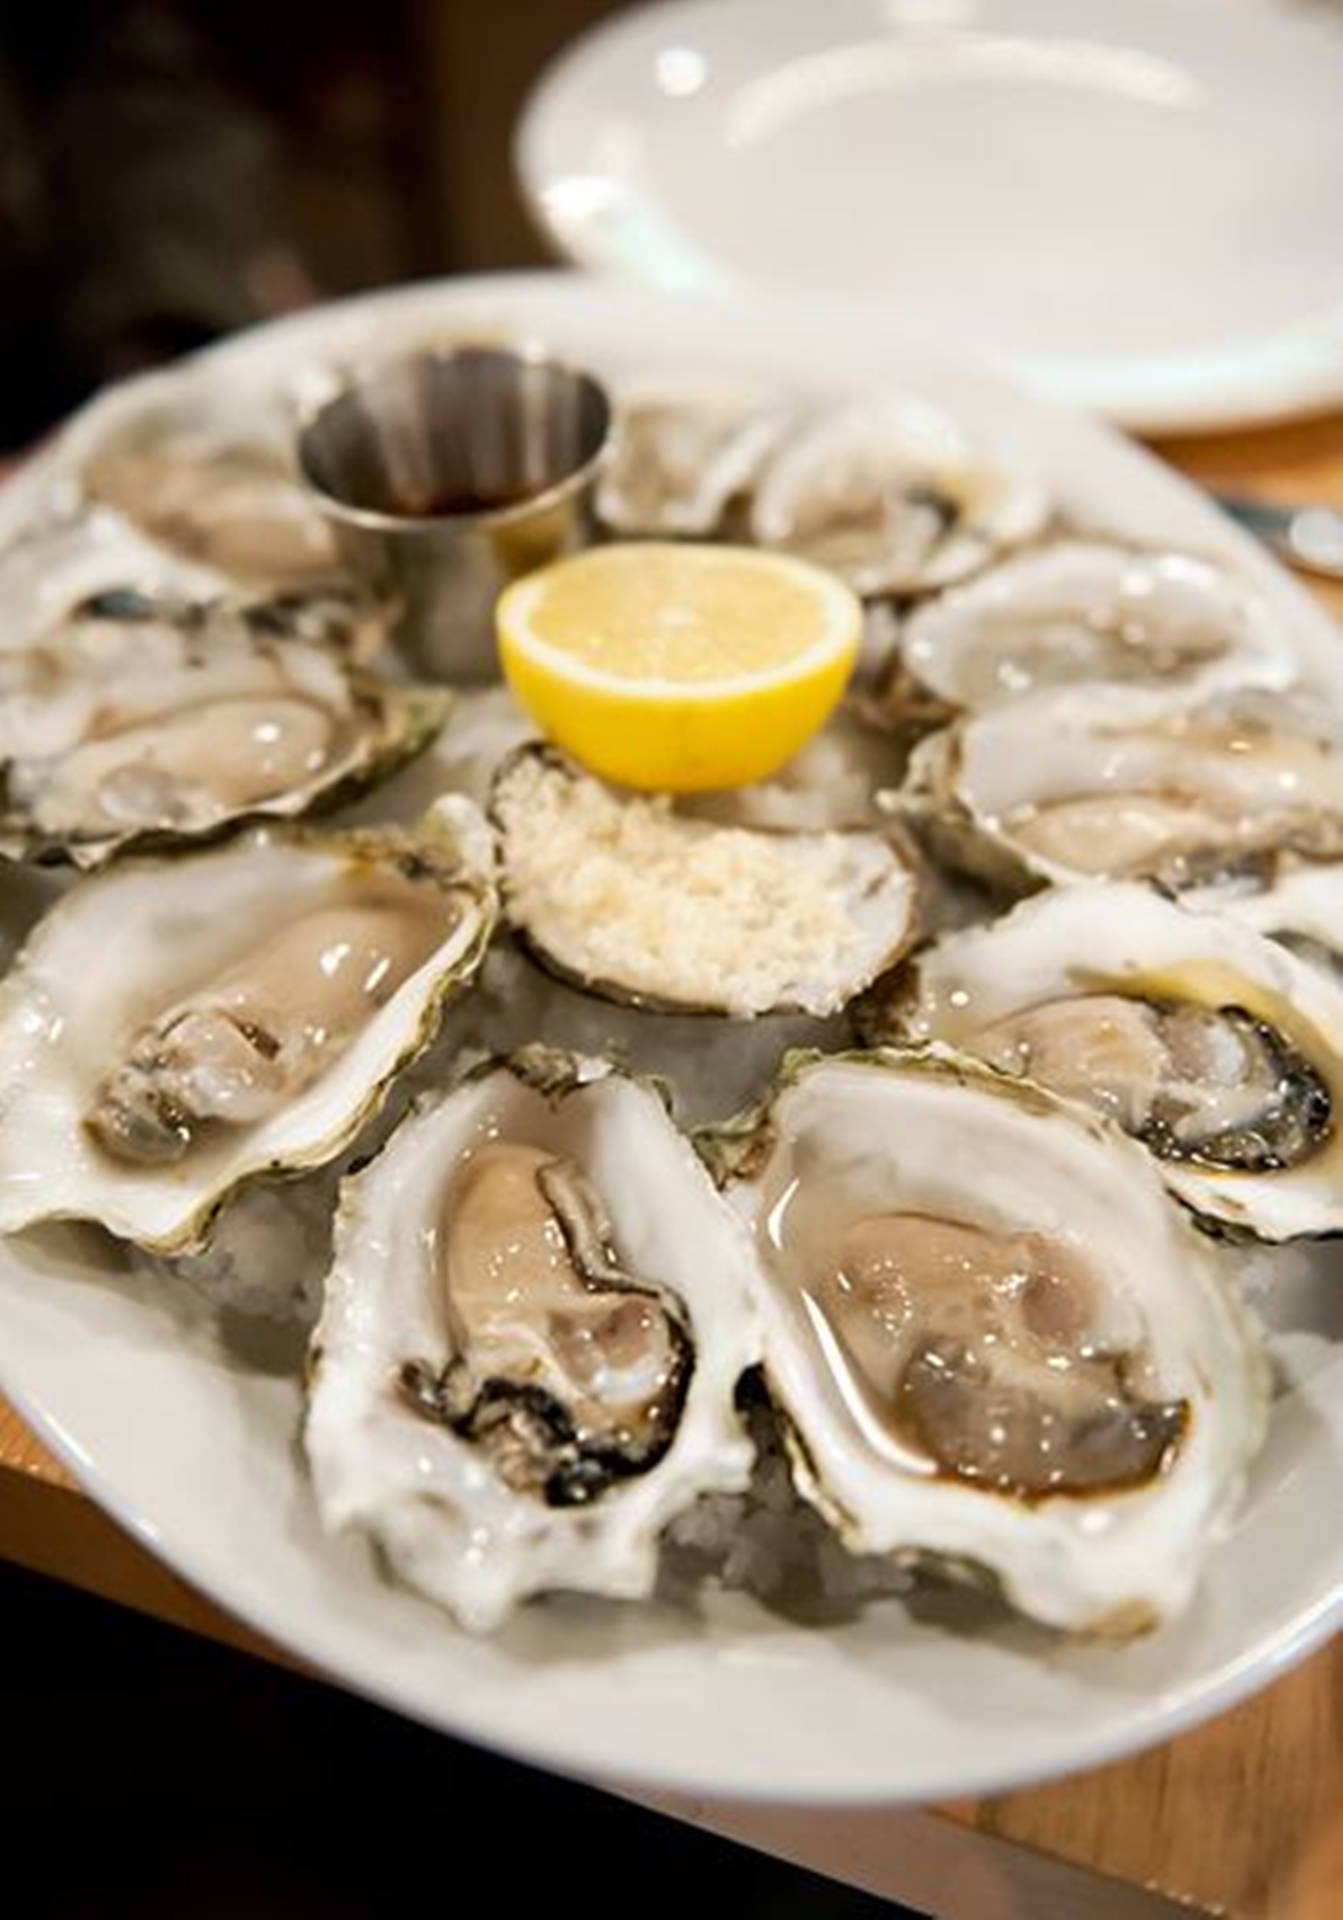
[518,0,1343,430]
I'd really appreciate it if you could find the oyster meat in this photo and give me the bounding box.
[901,688,1343,894]
[879,881,1343,1240]
[710,1050,1267,1632]
[306,1052,760,1631]
[751,398,1048,597]
[884,541,1294,718]
[0,588,446,868]
[0,798,497,1249]
[491,745,921,1016]
[596,379,792,537]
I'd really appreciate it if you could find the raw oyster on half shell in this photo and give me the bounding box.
[900,688,1343,895]
[305,1050,761,1631]
[874,882,1343,1240]
[491,745,921,1016]
[879,541,1295,720]
[0,587,446,868]
[84,421,341,589]
[0,798,496,1249]
[707,1049,1268,1633]
[596,379,792,537]
[751,398,1048,597]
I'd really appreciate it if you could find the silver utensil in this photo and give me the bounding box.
[298,346,611,681]
[1215,492,1343,582]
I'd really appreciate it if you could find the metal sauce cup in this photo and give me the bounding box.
[297,346,611,681]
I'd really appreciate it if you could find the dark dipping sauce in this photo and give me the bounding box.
[389,482,542,521]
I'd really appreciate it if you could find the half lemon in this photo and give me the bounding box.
[496,541,862,792]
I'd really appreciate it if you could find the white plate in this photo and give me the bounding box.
[518,0,1343,432]
[1,274,1340,1803]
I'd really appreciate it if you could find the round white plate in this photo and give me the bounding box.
[518,0,1343,432]
[1,274,1340,1804]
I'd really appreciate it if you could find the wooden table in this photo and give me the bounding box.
[2,413,1341,1919]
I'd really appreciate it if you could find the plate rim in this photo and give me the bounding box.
[0,267,1340,1804]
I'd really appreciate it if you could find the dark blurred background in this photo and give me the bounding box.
[4,1560,913,1918]
[0,0,631,450]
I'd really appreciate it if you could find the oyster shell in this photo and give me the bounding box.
[84,424,341,589]
[751,398,1048,597]
[1183,857,1343,989]
[596,379,792,537]
[875,882,1343,1240]
[900,688,1343,895]
[305,1051,760,1631]
[491,745,921,1016]
[881,541,1295,719]
[0,798,497,1250]
[0,588,446,869]
[708,1049,1268,1633]
[0,514,232,655]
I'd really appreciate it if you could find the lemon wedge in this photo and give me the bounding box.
[496,542,862,792]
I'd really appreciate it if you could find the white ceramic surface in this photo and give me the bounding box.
[518,0,1343,431]
[0,274,1340,1804]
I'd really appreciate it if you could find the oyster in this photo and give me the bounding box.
[751,398,1048,597]
[305,1051,760,1631]
[881,541,1294,718]
[596,379,792,537]
[0,588,446,868]
[901,688,1343,895]
[85,426,341,589]
[709,1049,1268,1633]
[874,882,1343,1240]
[491,745,921,1016]
[0,798,496,1249]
